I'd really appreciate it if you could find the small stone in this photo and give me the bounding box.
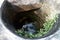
[22,23,36,34]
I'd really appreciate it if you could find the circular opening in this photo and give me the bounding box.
[1,8,58,38]
[1,7,59,39]
[1,1,59,38]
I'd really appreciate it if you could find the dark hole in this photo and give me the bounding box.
[12,11,38,30]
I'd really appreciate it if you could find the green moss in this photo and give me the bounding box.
[15,14,58,38]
